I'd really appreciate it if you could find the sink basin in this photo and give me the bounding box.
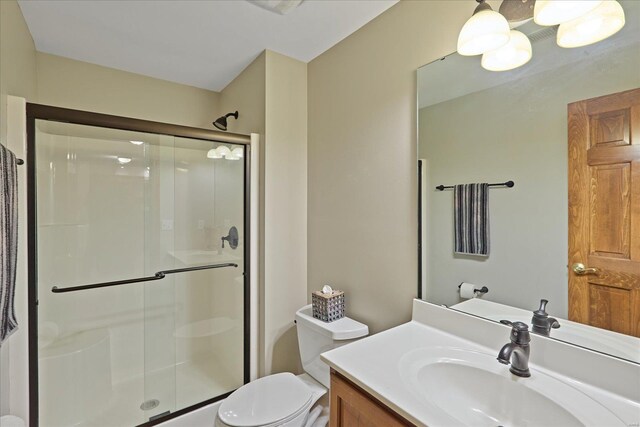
[399,347,624,427]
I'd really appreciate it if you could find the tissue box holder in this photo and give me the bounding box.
[312,290,345,322]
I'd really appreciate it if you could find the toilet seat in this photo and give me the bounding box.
[218,373,314,427]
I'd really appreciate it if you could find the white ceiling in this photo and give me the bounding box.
[18,0,398,92]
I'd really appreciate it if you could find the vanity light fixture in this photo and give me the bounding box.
[216,146,231,158]
[231,147,244,158]
[130,140,144,145]
[557,0,625,48]
[207,145,240,160]
[534,0,603,26]
[207,148,223,159]
[117,157,132,164]
[458,0,626,72]
[457,0,511,56]
[481,30,532,71]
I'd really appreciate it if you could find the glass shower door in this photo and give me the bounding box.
[170,137,245,410]
[34,118,246,426]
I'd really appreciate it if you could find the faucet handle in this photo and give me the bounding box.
[534,299,549,316]
[499,320,530,344]
[509,321,530,345]
[499,319,527,329]
[531,299,561,335]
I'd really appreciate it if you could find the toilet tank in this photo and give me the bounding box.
[295,305,368,388]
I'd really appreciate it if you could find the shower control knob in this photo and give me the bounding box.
[221,226,239,250]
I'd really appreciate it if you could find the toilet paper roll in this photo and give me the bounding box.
[459,282,480,299]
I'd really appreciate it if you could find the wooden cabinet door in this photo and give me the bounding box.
[330,371,414,427]
[568,88,640,337]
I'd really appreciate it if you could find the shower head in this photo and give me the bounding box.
[213,111,239,131]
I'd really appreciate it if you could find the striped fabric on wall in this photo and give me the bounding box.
[0,143,19,345]
[454,183,489,256]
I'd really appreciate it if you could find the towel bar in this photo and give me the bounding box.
[436,180,514,191]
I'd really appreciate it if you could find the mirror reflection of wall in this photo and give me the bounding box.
[417,0,639,362]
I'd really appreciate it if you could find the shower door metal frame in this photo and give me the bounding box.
[26,103,252,427]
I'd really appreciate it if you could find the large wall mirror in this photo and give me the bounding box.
[417,0,639,363]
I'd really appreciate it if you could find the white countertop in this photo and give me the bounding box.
[323,320,476,426]
[321,301,640,427]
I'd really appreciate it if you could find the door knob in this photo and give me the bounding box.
[572,263,598,275]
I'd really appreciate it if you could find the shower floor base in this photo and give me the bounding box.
[60,356,239,427]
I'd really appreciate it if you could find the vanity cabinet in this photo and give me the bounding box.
[330,370,414,427]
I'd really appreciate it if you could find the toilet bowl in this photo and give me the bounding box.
[216,373,323,427]
[216,305,368,427]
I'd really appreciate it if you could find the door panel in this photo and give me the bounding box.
[589,109,630,147]
[590,163,630,258]
[568,88,640,338]
[589,284,632,335]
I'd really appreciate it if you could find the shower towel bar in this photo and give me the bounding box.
[51,262,238,293]
[436,180,514,191]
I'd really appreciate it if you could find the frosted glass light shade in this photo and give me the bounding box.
[231,147,244,158]
[557,1,625,48]
[457,9,511,56]
[482,30,532,71]
[534,0,603,26]
[216,146,231,157]
[207,148,222,159]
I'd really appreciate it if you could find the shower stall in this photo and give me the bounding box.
[26,104,251,426]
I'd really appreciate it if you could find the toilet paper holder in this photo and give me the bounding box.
[458,283,489,295]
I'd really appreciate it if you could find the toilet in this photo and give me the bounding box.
[216,304,369,427]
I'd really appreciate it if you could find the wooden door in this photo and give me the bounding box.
[568,88,640,337]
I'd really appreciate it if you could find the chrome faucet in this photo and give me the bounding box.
[531,299,560,337]
[497,321,531,377]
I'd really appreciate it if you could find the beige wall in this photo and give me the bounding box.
[220,53,266,137]
[263,51,307,375]
[220,53,268,376]
[36,52,220,128]
[221,50,307,376]
[0,0,37,144]
[307,1,471,334]
[0,0,36,419]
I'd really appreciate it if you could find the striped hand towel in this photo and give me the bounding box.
[454,183,489,256]
[0,143,19,345]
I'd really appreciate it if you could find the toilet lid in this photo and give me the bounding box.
[218,373,313,427]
